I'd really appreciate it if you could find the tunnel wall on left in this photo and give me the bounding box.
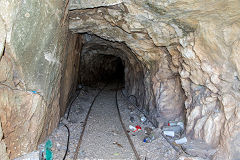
[0,1,80,159]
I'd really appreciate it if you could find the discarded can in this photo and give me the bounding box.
[141,116,147,122]
[129,125,136,131]
[143,136,152,143]
[162,125,183,134]
[144,127,153,135]
[130,116,135,123]
[175,137,187,144]
[163,130,175,137]
[133,125,142,132]
[143,134,155,143]
[168,121,178,126]
[168,121,184,129]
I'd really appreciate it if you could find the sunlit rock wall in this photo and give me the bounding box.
[0,0,70,158]
[0,0,239,159]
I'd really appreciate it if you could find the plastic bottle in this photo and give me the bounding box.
[175,137,187,144]
[141,116,147,122]
[129,125,136,131]
[143,134,155,143]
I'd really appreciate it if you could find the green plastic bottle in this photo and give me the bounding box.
[45,140,53,160]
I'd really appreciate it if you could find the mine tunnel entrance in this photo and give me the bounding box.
[80,54,125,86]
[1,1,236,159]
[51,33,186,159]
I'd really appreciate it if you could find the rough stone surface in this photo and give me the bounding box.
[79,35,145,107]
[68,1,240,159]
[59,33,83,116]
[0,0,70,159]
[0,0,239,159]
[0,17,6,60]
[0,123,9,160]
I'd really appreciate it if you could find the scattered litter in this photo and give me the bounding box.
[133,125,142,132]
[163,130,175,137]
[181,139,217,158]
[143,134,154,143]
[144,127,153,135]
[29,90,37,94]
[168,121,177,126]
[141,116,147,122]
[113,141,123,148]
[162,120,187,150]
[129,125,142,132]
[45,140,53,160]
[177,122,184,130]
[129,125,136,131]
[175,137,188,144]
[162,125,182,134]
[168,121,184,129]
[130,116,135,123]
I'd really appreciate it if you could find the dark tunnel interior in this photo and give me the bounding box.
[79,53,125,86]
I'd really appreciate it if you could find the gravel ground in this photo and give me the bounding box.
[117,90,179,160]
[39,86,99,160]
[37,84,180,160]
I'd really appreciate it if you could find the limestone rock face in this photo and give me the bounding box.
[0,0,70,159]
[68,1,240,159]
[0,17,6,60]
[0,123,9,160]
[59,33,83,116]
[0,0,239,159]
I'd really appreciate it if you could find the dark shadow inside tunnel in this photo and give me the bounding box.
[80,54,125,86]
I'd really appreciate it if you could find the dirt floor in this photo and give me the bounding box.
[33,84,180,159]
[14,84,216,160]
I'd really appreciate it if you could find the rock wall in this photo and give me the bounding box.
[0,0,239,159]
[0,0,74,158]
[68,1,240,159]
[0,123,8,160]
[79,35,145,101]
[59,33,83,116]
[69,6,186,126]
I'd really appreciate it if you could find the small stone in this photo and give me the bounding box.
[25,12,30,18]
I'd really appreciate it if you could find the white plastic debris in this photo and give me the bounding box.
[175,137,188,144]
[177,122,184,130]
[163,131,175,137]
[140,116,146,122]
[129,125,136,131]
[168,121,178,126]
[162,125,182,134]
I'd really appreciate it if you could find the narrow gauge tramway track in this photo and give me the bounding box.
[71,83,140,160]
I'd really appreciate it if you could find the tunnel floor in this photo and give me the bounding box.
[38,84,178,160]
